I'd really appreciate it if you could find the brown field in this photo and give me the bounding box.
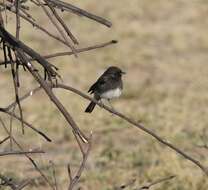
[0,0,208,189]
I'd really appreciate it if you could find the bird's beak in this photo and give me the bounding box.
[121,71,126,75]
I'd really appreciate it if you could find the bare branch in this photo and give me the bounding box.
[6,86,42,111]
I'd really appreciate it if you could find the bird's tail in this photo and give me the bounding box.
[85,101,96,113]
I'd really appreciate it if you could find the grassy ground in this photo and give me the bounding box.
[1,0,208,189]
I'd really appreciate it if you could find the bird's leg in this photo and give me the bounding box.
[107,99,116,116]
[107,99,113,109]
[99,99,105,108]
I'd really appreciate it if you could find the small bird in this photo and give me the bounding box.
[85,66,125,113]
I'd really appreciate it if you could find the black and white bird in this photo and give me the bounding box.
[85,66,125,113]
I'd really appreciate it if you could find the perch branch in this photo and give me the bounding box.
[55,83,208,176]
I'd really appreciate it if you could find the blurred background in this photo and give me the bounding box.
[0,0,208,189]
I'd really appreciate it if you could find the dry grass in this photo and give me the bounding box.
[1,0,208,189]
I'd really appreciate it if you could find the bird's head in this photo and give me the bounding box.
[105,66,126,78]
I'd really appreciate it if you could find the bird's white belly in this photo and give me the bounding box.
[100,88,122,99]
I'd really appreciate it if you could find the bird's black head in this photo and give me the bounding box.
[104,66,126,77]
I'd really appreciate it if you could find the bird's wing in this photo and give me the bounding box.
[88,74,112,94]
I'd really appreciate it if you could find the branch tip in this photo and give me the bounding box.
[111,40,118,43]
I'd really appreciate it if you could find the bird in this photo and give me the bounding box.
[85,66,125,113]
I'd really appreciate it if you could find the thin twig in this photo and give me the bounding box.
[0,116,55,190]
[0,136,10,145]
[0,2,73,50]
[45,1,78,44]
[49,161,58,190]
[67,164,72,184]
[196,128,208,150]
[6,86,42,111]
[38,0,77,56]
[0,25,58,77]
[17,50,88,143]
[0,150,45,156]
[9,104,15,150]
[20,7,35,21]
[0,108,52,142]
[8,46,25,134]
[0,174,16,190]
[115,179,136,190]
[46,0,112,27]
[0,8,4,26]
[135,175,176,190]
[68,132,92,190]
[15,0,20,39]
[0,40,117,65]
[16,179,33,190]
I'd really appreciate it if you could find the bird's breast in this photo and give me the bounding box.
[100,88,122,99]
